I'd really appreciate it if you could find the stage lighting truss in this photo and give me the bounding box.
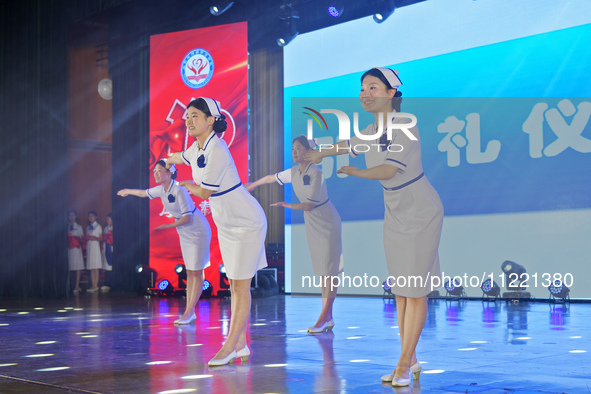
[277,3,299,47]
[444,278,466,298]
[373,0,396,24]
[481,279,501,299]
[210,1,234,16]
[548,280,570,302]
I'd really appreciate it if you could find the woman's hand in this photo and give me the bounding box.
[337,166,360,177]
[244,182,256,192]
[270,201,289,208]
[154,224,170,230]
[178,180,195,188]
[117,189,129,197]
[304,150,323,164]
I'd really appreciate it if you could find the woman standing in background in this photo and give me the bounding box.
[68,210,85,293]
[86,211,103,293]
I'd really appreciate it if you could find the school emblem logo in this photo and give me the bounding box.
[181,48,214,89]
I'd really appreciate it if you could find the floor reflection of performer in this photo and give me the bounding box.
[166,97,267,366]
[246,135,343,333]
[306,68,443,387]
[117,159,212,324]
[312,331,342,392]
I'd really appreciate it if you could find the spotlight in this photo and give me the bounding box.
[548,280,570,301]
[327,1,344,18]
[157,279,174,296]
[135,264,156,293]
[444,278,465,297]
[175,264,187,289]
[481,279,501,298]
[277,3,299,47]
[382,279,393,297]
[217,263,231,297]
[210,1,234,16]
[373,0,396,24]
[219,263,230,291]
[202,279,213,298]
[501,260,531,299]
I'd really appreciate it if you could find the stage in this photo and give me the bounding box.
[0,294,589,393]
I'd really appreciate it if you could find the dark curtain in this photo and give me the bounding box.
[109,14,151,293]
[0,0,69,298]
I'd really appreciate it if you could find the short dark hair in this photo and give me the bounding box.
[89,211,98,217]
[154,159,177,180]
[187,98,228,133]
[292,135,311,150]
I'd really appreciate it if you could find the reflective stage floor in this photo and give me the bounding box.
[0,294,589,393]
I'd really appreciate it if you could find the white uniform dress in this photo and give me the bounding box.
[276,164,343,276]
[182,131,267,280]
[348,117,443,298]
[68,222,85,271]
[86,221,103,270]
[146,180,212,271]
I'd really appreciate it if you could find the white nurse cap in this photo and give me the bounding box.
[374,67,402,88]
[198,97,222,119]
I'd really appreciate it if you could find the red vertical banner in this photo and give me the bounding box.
[149,22,248,295]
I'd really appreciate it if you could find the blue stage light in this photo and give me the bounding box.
[382,280,392,294]
[327,3,344,18]
[202,279,213,298]
[157,280,170,291]
[548,280,570,299]
[481,279,501,297]
[444,278,465,297]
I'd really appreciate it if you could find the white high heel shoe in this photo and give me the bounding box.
[174,313,196,325]
[208,350,237,367]
[380,362,421,382]
[235,345,250,362]
[307,320,335,333]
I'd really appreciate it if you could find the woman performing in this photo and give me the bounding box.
[246,135,343,333]
[306,67,443,387]
[166,97,267,366]
[68,210,85,293]
[117,159,212,324]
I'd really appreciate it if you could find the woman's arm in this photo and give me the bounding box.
[166,152,185,166]
[304,140,349,164]
[117,189,148,198]
[178,181,213,200]
[271,201,315,212]
[245,174,277,192]
[337,164,397,180]
[154,214,192,230]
